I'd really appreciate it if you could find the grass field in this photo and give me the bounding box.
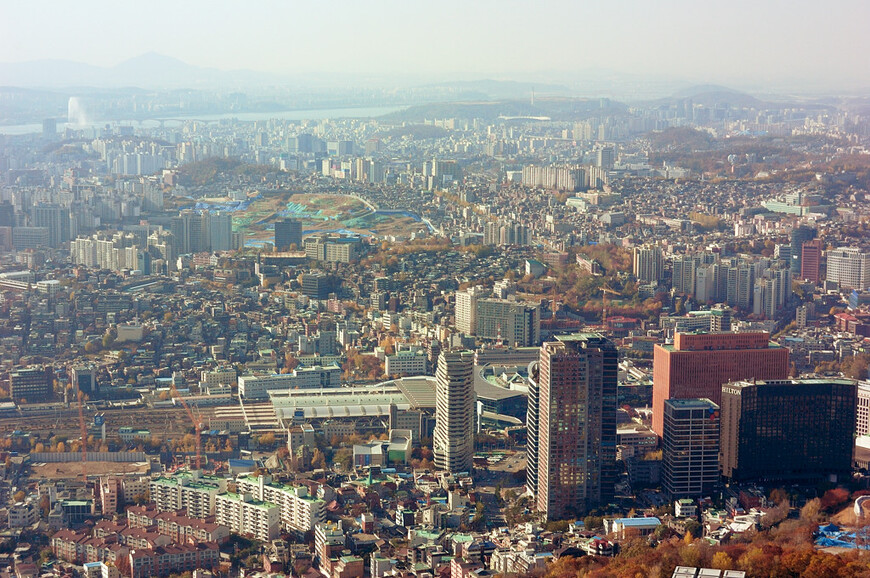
[217,192,428,243]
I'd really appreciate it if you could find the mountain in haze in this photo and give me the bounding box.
[418,79,573,100]
[0,53,280,89]
[665,84,764,107]
[379,97,628,123]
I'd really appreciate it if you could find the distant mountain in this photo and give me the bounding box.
[379,97,628,123]
[665,84,764,107]
[418,79,573,100]
[0,53,280,89]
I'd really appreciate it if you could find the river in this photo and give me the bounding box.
[0,105,407,136]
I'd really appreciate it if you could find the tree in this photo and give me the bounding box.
[39,494,51,516]
[684,519,701,538]
[258,433,276,447]
[312,449,327,470]
[711,551,734,571]
[800,498,821,523]
[34,442,45,453]
[842,353,870,380]
[12,490,25,502]
[115,555,131,577]
[583,515,604,531]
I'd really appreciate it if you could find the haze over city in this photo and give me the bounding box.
[1,0,869,94]
[2,2,870,578]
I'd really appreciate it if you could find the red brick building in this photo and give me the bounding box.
[652,331,788,436]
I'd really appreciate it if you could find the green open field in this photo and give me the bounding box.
[223,192,428,245]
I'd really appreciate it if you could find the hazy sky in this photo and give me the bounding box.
[2,0,868,89]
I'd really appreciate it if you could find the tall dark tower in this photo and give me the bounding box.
[529,333,617,521]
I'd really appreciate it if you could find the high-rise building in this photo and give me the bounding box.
[455,286,483,336]
[42,118,57,140]
[170,210,210,255]
[826,247,870,290]
[0,201,14,228]
[475,298,540,347]
[662,398,720,498]
[800,239,824,283]
[857,382,870,437]
[530,333,617,520]
[209,211,233,252]
[790,225,816,274]
[720,379,856,483]
[274,218,302,251]
[652,331,789,437]
[633,245,663,283]
[32,203,70,247]
[433,351,475,473]
[596,146,615,170]
[672,255,696,295]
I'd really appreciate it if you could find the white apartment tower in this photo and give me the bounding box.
[433,351,475,473]
[633,245,663,283]
[455,286,483,336]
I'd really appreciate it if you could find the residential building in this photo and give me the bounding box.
[433,351,475,473]
[455,286,483,335]
[475,298,541,347]
[214,493,280,542]
[633,245,663,283]
[236,475,327,534]
[150,471,227,519]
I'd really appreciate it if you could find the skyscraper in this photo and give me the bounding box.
[652,331,789,437]
[170,210,209,254]
[274,218,303,251]
[209,211,233,252]
[633,245,663,284]
[662,398,720,498]
[672,255,696,295]
[800,239,823,283]
[433,351,475,474]
[530,333,617,520]
[32,203,70,247]
[720,379,856,483]
[790,225,816,274]
[454,286,483,336]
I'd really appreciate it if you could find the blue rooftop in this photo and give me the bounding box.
[614,517,661,527]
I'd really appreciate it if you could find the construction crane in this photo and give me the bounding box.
[171,386,203,470]
[600,285,621,328]
[77,389,88,480]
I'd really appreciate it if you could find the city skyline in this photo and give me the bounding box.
[1,0,869,93]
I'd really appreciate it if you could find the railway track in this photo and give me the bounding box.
[0,406,213,439]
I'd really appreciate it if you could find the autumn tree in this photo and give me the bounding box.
[710,551,734,570]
